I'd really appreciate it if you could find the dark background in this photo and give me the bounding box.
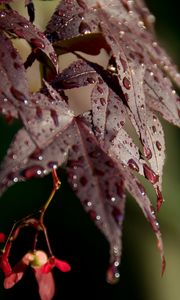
[0,1,180,299]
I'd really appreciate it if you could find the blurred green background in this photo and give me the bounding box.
[0,1,180,299]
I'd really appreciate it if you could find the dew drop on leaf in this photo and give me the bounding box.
[106,261,120,284]
[97,86,103,94]
[21,166,45,179]
[47,161,58,169]
[87,77,96,84]
[79,21,91,34]
[156,141,162,151]
[143,164,159,184]
[127,159,139,172]
[10,87,28,104]
[123,77,131,89]
[136,182,146,196]
[100,98,106,106]
[50,109,59,126]
[144,146,152,160]
[156,186,164,212]
[31,38,45,49]
[30,148,43,161]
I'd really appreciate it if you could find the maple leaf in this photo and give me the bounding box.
[0,8,58,72]
[0,0,180,287]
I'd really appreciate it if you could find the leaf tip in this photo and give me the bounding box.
[106,261,120,285]
[161,255,166,277]
[156,186,164,213]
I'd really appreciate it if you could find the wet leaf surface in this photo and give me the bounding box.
[1,0,180,283]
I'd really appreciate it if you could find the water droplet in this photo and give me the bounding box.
[31,38,45,49]
[147,14,155,24]
[87,77,95,84]
[143,164,159,184]
[111,197,116,202]
[119,31,125,38]
[10,87,28,104]
[156,186,164,212]
[22,166,44,179]
[84,200,92,207]
[106,262,120,284]
[138,20,145,29]
[120,121,125,126]
[152,125,156,133]
[50,109,59,126]
[18,22,29,29]
[77,0,87,8]
[122,0,131,11]
[156,141,162,151]
[127,159,139,172]
[96,215,101,221]
[0,11,6,18]
[107,65,116,73]
[30,148,43,161]
[73,174,77,180]
[144,146,152,160]
[73,183,78,189]
[7,172,19,183]
[49,52,57,64]
[98,77,103,84]
[152,42,157,48]
[14,28,24,37]
[97,86,103,94]
[148,212,159,232]
[100,98,106,106]
[123,77,131,89]
[48,161,58,169]
[136,181,146,196]
[79,21,91,34]
[72,145,79,152]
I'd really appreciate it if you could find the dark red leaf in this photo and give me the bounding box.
[0,9,58,72]
[1,0,180,281]
[45,0,98,42]
[52,59,97,90]
[0,31,29,108]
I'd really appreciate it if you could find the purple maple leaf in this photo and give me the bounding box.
[0,0,179,293]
